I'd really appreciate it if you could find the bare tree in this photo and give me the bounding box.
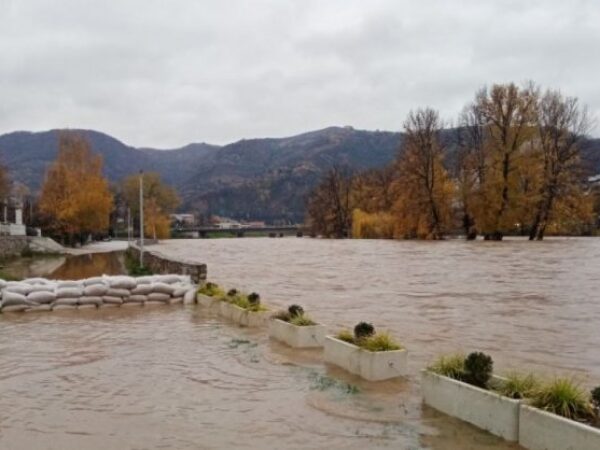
[529,91,592,240]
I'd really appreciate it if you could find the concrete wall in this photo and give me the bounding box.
[127,244,207,284]
[0,236,64,258]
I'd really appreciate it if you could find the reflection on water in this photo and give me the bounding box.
[1,251,126,280]
[3,237,599,449]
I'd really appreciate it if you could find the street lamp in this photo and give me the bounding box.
[139,170,144,267]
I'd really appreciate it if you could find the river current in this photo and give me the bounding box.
[1,237,599,449]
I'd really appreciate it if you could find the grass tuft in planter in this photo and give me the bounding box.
[428,353,465,379]
[334,324,402,352]
[269,304,325,348]
[495,372,541,400]
[198,282,224,297]
[530,377,595,422]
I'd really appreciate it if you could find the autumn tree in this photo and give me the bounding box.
[473,83,538,240]
[38,133,114,243]
[306,166,353,238]
[528,90,593,240]
[121,172,180,239]
[391,108,454,239]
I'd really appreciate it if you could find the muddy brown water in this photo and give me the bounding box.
[1,237,599,449]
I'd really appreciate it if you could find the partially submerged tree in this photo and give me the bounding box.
[392,108,453,239]
[474,83,538,240]
[38,133,113,244]
[306,166,353,238]
[528,90,592,240]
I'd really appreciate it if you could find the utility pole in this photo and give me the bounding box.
[139,170,144,268]
[127,207,131,243]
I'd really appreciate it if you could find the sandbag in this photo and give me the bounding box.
[54,298,79,306]
[147,292,170,302]
[150,283,175,295]
[28,284,56,293]
[27,291,56,304]
[52,304,77,310]
[183,289,196,305]
[102,296,123,305]
[0,279,7,289]
[172,286,189,297]
[1,304,29,312]
[135,275,154,285]
[77,304,97,309]
[169,297,183,304]
[5,284,33,296]
[131,284,153,295]
[25,304,52,312]
[22,277,51,285]
[83,284,108,296]
[144,300,166,306]
[2,291,31,307]
[125,295,146,303]
[58,281,82,289]
[83,277,105,286]
[106,288,131,298]
[78,296,103,306]
[107,276,136,290]
[154,274,181,284]
[56,287,83,298]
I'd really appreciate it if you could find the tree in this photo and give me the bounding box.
[473,83,538,240]
[121,172,180,239]
[306,166,353,238]
[392,108,453,239]
[528,90,592,240]
[456,103,488,239]
[38,133,114,243]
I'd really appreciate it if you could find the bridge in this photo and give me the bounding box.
[173,225,303,238]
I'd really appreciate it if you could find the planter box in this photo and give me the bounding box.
[519,404,600,450]
[421,370,520,442]
[324,336,407,381]
[197,293,220,309]
[219,301,270,327]
[269,319,326,348]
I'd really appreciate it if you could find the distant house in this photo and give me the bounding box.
[0,201,26,236]
[170,213,196,227]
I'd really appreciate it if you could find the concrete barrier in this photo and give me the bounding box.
[519,404,600,450]
[324,336,408,381]
[269,318,326,348]
[421,370,521,442]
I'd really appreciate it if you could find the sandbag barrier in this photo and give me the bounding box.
[0,275,197,313]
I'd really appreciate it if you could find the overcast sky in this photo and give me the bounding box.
[0,0,598,148]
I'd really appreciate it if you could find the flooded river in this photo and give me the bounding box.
[1,237,599,449]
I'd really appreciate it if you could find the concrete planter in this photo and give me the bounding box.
[421,370,520,442]
[219,301,270,327]
[269,319,326,348]
[197,293,220,309]
[518,404,600,450]
[324,336,407,381]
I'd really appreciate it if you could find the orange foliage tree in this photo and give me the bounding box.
[38,133,114,243]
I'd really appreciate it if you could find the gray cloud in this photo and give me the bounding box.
[1,0,598,147]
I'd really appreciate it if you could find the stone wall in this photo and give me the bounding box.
[0,236,64,258]
[126,244,207,284]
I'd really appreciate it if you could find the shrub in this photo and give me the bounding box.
[496,372,540,399]
[336,329,354,343]
[592,386,600,409]
[361,332,402,352]
[227,288,238,297]
[428,353,466,380]
[248,292,261,305]
[531,378,594,420]
[290,314,317,326]
[462,352,493,388]
[354,322,375,340]
[288,304,304,318]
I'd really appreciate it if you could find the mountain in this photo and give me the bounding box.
[0,127,598,223]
